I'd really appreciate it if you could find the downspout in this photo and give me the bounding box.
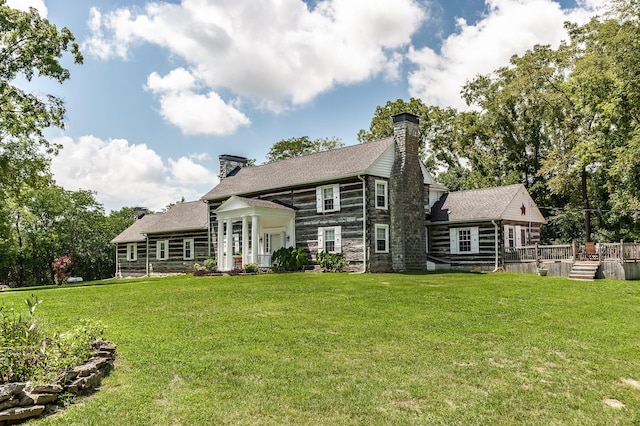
[358,175,367,273]
[491,220,499,271]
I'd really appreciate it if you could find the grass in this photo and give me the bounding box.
[2,272,640,425]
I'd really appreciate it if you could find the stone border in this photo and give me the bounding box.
[0,340,116,425]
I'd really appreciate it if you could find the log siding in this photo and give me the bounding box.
[115,229,208,277]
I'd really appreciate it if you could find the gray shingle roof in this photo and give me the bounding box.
[110,214,160,244]
[429,184,524,222]
[110,201,208,244]
[231,196,294,211]
[202,137,394,200]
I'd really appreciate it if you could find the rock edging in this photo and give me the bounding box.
[0,340,116,425]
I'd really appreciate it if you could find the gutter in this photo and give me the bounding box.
[426,217,502,225]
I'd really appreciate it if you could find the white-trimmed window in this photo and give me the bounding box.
[157,239,169,260]
[183,239,195,260]
[504,225,524,247]
[126,243,137,261]
[449,227,479,254]
[317,226,342,253]
[316,184,341,213]
[375,180,388,210]
[375,224,389,253]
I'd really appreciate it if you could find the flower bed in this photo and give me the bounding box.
[0,340,116,424]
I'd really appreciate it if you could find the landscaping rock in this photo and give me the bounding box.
[17,392,34,407]
[30,393,57,405]
[30,384,63,394]
[98,341,117,353]
[0,384,24,403]
[0,340,116,424]
[0,405,44,422]
[0,398,19,411]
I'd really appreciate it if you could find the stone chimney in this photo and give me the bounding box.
[389,112,427,271]
[133,207,148,220]
[219,155,248,180]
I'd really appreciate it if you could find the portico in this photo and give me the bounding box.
[214,196,295,271]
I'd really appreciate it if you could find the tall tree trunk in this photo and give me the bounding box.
[582,168,592,242]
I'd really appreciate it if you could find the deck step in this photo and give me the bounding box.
[568,261,600,280]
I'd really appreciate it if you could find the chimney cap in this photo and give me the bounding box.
[392,112,419,124]
[219,154,248,163]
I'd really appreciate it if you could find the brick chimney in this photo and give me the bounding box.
[389,112,427,271]
[219,155,248,180]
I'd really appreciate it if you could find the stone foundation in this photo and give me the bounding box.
[0,340,116,425]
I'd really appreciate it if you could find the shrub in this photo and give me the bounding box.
[0,295,105,384]
[316,252,349,272]
[51,253,73,285]
[271,247,308,272]
[203,257,218,271]
[243,263,259,274]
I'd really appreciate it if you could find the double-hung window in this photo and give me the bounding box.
[126,243,137,261]
[316,184,340,213]
[449,227,479,254]
[157,240,169,260]
[458,229,471,253]
[375,180,388,210]
[183,239,194,260]
[375,224,389,253]
[317,226,342,253]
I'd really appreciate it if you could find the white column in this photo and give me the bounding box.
[242,216,249,265]
[251,215,259,264]
[217,218,224,266]
[225,219,233,270]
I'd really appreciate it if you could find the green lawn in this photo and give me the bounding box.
[3,272,640,425]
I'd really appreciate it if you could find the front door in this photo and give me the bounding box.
[269,233,283,254]
[262,233,284,266]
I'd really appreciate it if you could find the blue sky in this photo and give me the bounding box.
[10,0,605,212]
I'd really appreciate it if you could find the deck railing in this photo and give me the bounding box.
[621,243,640,260]
[505,242,640,263]
[504,244,573,262]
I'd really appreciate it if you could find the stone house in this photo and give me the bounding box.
[112,112,545,275]
[201,113,442,272]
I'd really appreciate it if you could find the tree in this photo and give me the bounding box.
[0,2,83,280]
[266,136,344,163]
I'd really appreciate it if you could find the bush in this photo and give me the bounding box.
[51,253,73,285]
[0,295,105,384]
[271,247,308,272]
[316,251,349,272]
[243,263,259,273]
[203,257,218,271]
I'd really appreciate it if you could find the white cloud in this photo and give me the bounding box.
[5,0,47,16]
[83,0,426,119]
[145,69,250,135]
[408,0,608,110]
[50,135,219,212]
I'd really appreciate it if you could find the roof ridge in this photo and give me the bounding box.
[249,136,394,169]
[449,183,522,195]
